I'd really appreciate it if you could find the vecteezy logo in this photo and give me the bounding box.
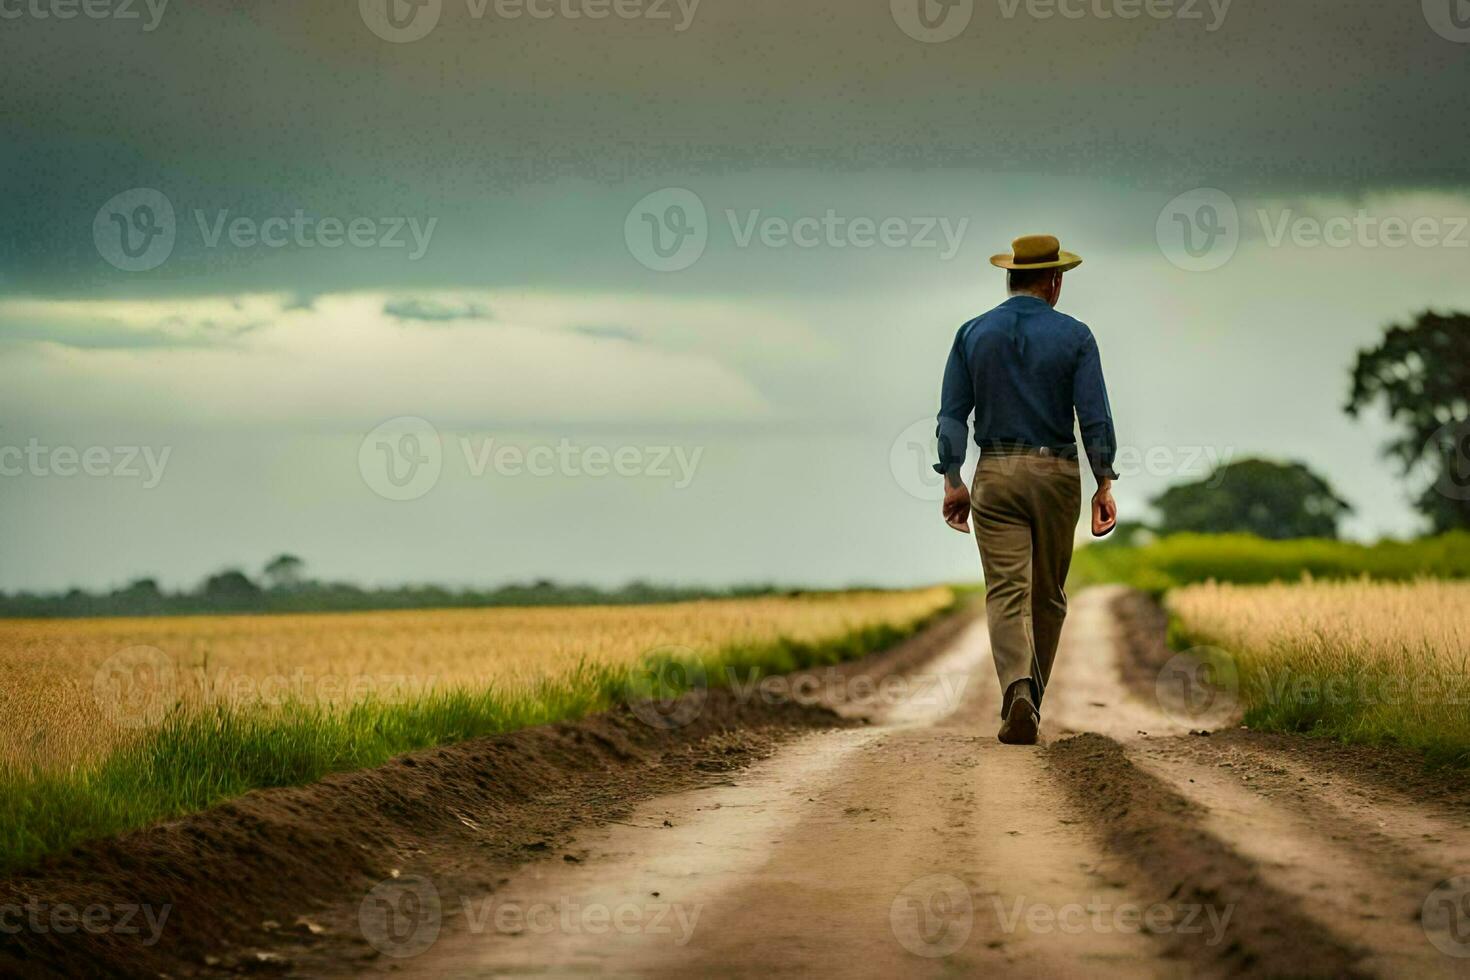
[1422,875,1470,957]
[1423,0,1470,42]
[623,646,707,729]
[890,418,947,502]
[359,874,442,959]
[93,188,176,272]
[1155,647,1240,728]
[891,0,973,42]
[93,646,177,728]
[360,0,442,43]
[624,188,708,272]
[889,874,973,958]
[1156,188,1239,272]
[1431,418,1470,502]
[358,416,443,501]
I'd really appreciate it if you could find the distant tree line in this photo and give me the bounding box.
[0,554,796,619]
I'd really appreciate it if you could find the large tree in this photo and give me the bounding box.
[1152,458,1351,540]
[1346,310,1470,533]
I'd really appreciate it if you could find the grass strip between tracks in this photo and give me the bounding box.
[0,595,958,877]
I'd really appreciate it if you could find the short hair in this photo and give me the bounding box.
[1007,267,1057,293]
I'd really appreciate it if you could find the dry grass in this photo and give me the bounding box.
[0,588,953,773]
[1168,579,1470,764]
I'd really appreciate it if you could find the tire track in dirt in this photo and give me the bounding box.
[112,585,1469,978]
[1049,734,1367,978]
[1051,585,1470,979]
[1131,746,1462,978]
[394,586,1470,979]
[384,616,1186,978]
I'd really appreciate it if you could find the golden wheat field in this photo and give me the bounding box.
[0,587,953,771]
[1168,579,1470,754]
[1168,578,1469,669]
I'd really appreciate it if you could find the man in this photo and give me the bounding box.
[934,234,1118,745]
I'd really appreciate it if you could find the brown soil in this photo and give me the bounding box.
[1074,586,1470,978]
[1109,585,1178,696]
[0,607,975,979]
[389,587,1459,980]
[363,607,1179,979]
[1109,587,1470,802]
[1049,733,1367,978]
[10,590,1470,978]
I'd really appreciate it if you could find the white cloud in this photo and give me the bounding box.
[1,291,780,430]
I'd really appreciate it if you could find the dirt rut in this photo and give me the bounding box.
[356,587,1470,979]
[387,617,1182,979]
[11,589,1470,977]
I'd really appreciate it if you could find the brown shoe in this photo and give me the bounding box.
[998,690,1039,745]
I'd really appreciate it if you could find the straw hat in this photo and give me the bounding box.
[989,234,1082,272]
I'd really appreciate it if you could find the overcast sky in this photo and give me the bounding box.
[2,0,1468,592]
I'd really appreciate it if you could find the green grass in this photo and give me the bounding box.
[1074,532,1470,765]
[0,606,953,876]
[1070,530,1470,595]
[1169,614,1470,769]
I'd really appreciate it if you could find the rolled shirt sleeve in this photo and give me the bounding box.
[934,325,975,474]
[1073,330,1119,481]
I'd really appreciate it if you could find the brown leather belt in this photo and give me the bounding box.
[978,441,1079,461]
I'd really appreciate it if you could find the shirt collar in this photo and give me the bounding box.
[1001,294,1051,311]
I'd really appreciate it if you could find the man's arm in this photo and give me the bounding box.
[936,325,976,533]
[1074,330,1119,536]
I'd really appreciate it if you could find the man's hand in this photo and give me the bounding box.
[1091,480,1117,537]
[942,469,970,533]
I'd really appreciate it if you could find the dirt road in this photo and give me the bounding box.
[364,587,1470,979]
[13,586,1468,977]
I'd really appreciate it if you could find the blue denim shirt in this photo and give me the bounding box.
[934,295,1118,481]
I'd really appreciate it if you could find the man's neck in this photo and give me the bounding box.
[1008,291,1051,304]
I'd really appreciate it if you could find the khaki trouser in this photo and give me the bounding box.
[970,454,1082,717]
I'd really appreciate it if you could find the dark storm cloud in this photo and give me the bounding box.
[281,292,318,312]
[1,0,1466,298]
[383,297,493,323]
[571,324,641,342]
